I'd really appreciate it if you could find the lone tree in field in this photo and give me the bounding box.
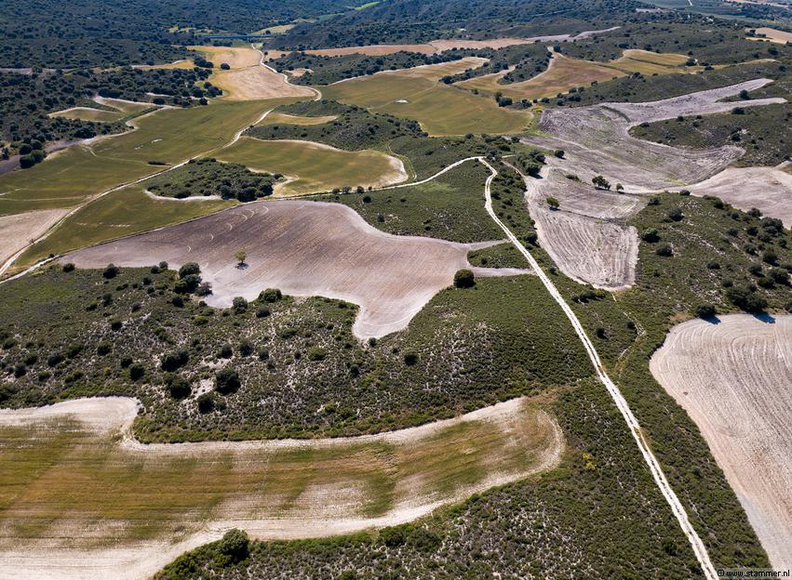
[546,196,560,210]
[615,183,624,193]
[592,175,611,190]
[454,269,475,288]
[234,249,247,266]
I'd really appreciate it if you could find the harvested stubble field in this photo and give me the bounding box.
[524,79,786,192]
[650,315,792,569]
[63,200,502,338]
[0,396,562,580]
[215,137,407,195]
[195,46,315,101]
[321,58,533,135]
[519,165,643,290]
[257,112,338,126]
[49,98,155,124]
[750,27,792,44]
[458,53,624,100]
[0,209,68,266]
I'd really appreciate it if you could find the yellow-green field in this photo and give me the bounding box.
[459,54,624,100]
[49,99,156,123]
[0,399,559,547]
[609,49,699,75]
[321,58,533,136]
[259,112,337,126]
[215,137,407,195]
[0,99,296,218]
[18,186,232,266]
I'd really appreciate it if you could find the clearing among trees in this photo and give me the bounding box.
[63,200,509,338]
[650,314,792,569]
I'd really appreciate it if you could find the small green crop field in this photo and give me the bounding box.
[321,62,533,136]
[215,137,406,195]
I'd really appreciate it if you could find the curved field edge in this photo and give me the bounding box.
[649,315,792,569]
[0,396,562,580]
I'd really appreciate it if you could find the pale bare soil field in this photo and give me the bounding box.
[515,160,644,289]
[685,167,792,227]
[748,27,792,44]
[194,46,314,101]
[650,315,792,569]
[0,209,69,266]
[63,200,511,338]
[524,79,786,192]
[521,167,641,289]
[0,396,562,580]
[257,112,337,125]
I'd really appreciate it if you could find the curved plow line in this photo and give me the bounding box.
[478,157,718,579]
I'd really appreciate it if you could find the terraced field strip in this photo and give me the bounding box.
[650,315,792,569]
[322,57,533,136]
[0,397,562,580]
[477,157,718,578]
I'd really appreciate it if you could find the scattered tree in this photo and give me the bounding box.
[234,249,247,266]
[592,175,611,190]
[545,196,560,210]
[453,269,475,288]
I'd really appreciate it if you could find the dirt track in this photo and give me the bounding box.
[0,396,562,580]
[650,315,792,569]
[63,201,512,338]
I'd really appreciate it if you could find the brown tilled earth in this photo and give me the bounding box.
[63,200,510,338]
[650,315,792,569]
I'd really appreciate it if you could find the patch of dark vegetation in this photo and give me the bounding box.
[155,380,710,580]
[318,159,502,243]
[0,66,218,157]
[631,103,791,167]
[559,21,792,65]
[147,158,279,201]
[468,243,526,269]
[270,0,641,50]
[0,0,373,68]
[0,268,593,442]
[444,43,552,85]
[247,100,423,150]
[269,50,479,86]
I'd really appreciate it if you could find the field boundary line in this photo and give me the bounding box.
[478,157,718,579]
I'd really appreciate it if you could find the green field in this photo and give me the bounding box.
[17,186,232,265]
[321,67,533,136]
[0,99,297,218]
[215,137,406,195]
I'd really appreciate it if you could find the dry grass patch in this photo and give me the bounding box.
[258,112,337,126]
[0,396,562,579]
[216,137,406,195]
[748,27,792,45]
[190,46,314,101]
[650,315,792,569]
[609,49,701,75]
[0,208,68,266]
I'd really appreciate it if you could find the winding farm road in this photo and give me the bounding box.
[477,157,719,579]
